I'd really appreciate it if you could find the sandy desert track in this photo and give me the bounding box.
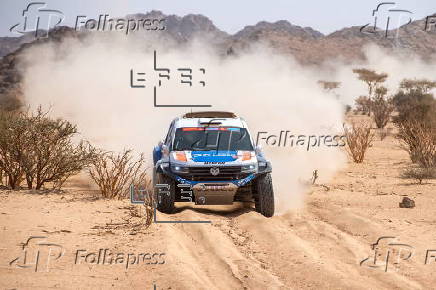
[1,134,436,290]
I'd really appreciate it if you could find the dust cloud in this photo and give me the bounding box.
[22,32,432,214]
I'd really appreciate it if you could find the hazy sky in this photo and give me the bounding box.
[1,0,435,37]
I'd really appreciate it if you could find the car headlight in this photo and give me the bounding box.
[258,161,267,168]
[171,165,189,174]
[241,164,257,173]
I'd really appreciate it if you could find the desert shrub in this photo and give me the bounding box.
[393,90,435,125]
[0,111,28,188]
[372,87,394,129]
[354,96,372,115]
[23,109,96,189]
[0,108,95,189]
[138,176,155,227]
[396,119,436,168]
[89,150,147,199]
[401,166,436,184]
[343,122,374,163]
[393,78,436,168]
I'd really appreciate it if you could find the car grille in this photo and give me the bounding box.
[182,166,246,181]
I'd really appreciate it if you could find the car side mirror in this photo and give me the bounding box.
[161,144,170,156]
[255,145,262,155]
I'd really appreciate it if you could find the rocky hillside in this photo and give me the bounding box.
[0,10,435,109]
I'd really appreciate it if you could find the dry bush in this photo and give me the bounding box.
[89,150,146,199]
[393,78,436,168]
[0,108,95,190]
[130,170,155,227]
[23,109,96,189]
[396,119,436,168]
[354,96,372,115]
[372,87,394,129]
[139,176,155,228]
[401,166,436,184]
[343,122,374,163]
[0,111,28,188]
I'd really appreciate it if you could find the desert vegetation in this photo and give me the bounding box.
[343,122,374,163]
[393,79,436,182]
[346,75,436,180]
[352,68,393,129]
[88,150,147,200]
[0,107,155,204]
[0,108,96,189]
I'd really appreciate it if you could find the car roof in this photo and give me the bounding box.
[183,111,237,118]
[173,111,247,129]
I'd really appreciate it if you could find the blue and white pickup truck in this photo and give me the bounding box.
[152,111,274,217]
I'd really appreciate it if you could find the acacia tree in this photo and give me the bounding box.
[399,79,436,94]
[352,68,388,116]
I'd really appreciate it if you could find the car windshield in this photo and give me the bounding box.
[172,127,253,151]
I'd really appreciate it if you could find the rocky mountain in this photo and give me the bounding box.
[0,34,35,59]
[125,10,229,43]
[226,15,436,64]
[1,10,435,60]
[1,10,435,110]
[234,20,323,40]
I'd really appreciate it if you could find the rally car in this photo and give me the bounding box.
[152,111,274,217]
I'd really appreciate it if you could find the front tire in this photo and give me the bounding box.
[254,173,275,217]
[154,172,176,214]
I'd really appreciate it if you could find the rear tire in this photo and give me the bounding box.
[254,173,275,217]
[154,172,176,214]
